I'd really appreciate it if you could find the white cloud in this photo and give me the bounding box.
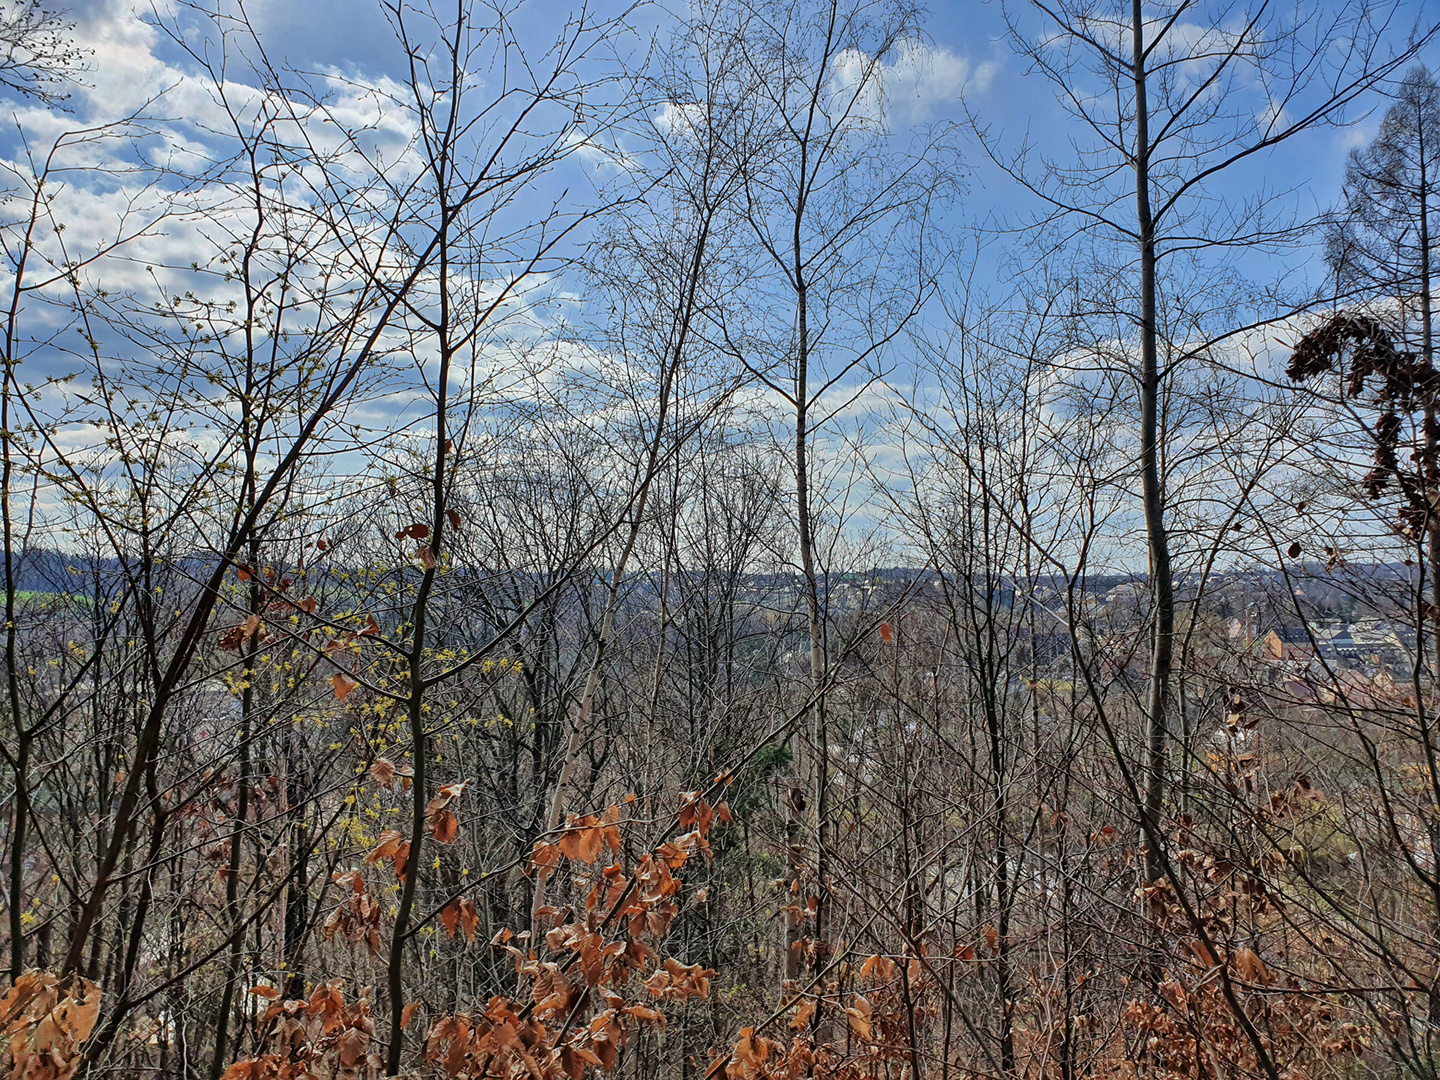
[653,99,708,138]
[830,38,994,130]
[68,0,174,121]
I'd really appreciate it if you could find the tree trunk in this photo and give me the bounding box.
[1132,0,1173,889]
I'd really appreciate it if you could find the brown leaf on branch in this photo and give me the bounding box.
[426,783,465,845]
[332,672,357,702]
[846,995,873,1040]
[625,1004,665,1025]
[336,1026,369,1067]
[441,899,461,938]
[430,781,467,808]
[370,758,396,789]
[365,829,411,879]
[602,803,622,853]
[458,899,478,942]
[531,840,562,872]
[731,1027,774,1076]
[557,816,606,865]
[789,998,816,1029]
[218,614,264,651]
[433,809,459,844]
[1234,947,1269,983]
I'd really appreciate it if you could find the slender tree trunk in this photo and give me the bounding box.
[986,673,1015,1078]
[1417,137,1440,686]
[1415,120,1440,1032]
[281,728,309,997]
[1132,0,1172,888]
[791,131,829,982]
[3,217,32,982]
[793,295,828,979]
[7,724,28,980]
[209,575,257,1080]
[385,220,451,1078]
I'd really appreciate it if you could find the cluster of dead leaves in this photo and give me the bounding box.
[218,613,270,652]
[531,808,623,871]
[723,1029,849,1080]
[224,983,378,1080]
[418,794,728,1080]
[717,946,943,1080]
[427,782,466,845]
[302,786,729,1080]
[354,781,464,892]
[322,871,382,957]
[1288,311,1440,539]
[317,774,472,967]
[214,563,397,710]
[440,898,480,942]
[515,812,716,1013]
[0,972,101,1080]
[645,958,712,1003]
[1123,945,1367,1080]
[324,615,382,702]
[396,520,450,570]
[1119,835,1372,1080]
[367,758,412,792]
[424,995,660,1080]
[218,567,321,651]
[363,830,411,881]
[677,791,732,835]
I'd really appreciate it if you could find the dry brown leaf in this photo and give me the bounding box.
[336,1026,369,1068]
[1234,946,1269,983]
[332,672,357,702]
[370,758,396,789]
[440,899,461,938]
[432,809,459,844]
[458,899,479,943]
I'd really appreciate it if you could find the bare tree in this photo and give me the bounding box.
[986,0,1434,892]
[716,0,949,980]
[1326,65,1440,669]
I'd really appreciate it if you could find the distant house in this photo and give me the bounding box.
[1262,627,1314,664]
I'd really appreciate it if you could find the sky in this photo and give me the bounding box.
[42,0,1440,276]
[16,0,1440,391]
[6,0,1440,570]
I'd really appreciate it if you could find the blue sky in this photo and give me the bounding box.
[0,0,1432,573]
[14,1,1440,474]
[24,0,1438,336]
[51,0,1440,254]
